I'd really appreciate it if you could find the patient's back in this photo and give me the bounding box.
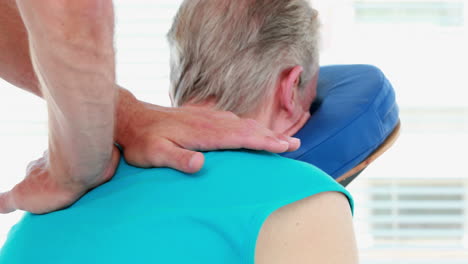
[0,150,352,264]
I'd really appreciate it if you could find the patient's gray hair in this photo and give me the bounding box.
[168,0,320,115]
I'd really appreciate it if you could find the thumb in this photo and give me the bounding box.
[147,140,205,174]
[0,191,17,214]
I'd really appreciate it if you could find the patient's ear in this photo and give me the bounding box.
[278,66,303,115]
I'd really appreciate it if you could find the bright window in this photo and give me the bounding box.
[317,0,468,262]
[354,1,465,26]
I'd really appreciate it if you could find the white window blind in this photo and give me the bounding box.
[354,1,465,26]
[347,107,468,263]
[349,179,468,263]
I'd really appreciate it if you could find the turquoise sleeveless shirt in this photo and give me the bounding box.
[0,150,353,263]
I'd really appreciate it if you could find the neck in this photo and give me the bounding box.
[281,111,310,136]
[263,106,310,136]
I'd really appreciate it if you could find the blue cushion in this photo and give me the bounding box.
[281,64,399,179]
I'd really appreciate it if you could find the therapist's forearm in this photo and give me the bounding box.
[0,0,40,96]
[1,0,135,144]
[15,0,116,184]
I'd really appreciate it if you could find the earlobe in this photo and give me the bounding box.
[279,66,303,115]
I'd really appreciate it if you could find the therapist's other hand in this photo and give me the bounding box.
[0,146,120,214]
[117,89,300,174]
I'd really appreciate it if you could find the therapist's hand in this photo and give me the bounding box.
[117,89,300,173]
[0,146,120,214]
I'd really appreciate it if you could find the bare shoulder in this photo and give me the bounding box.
[255,191,358,264]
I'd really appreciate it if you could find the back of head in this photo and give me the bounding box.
[168,0,320,115]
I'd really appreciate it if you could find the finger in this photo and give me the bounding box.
[8,179,79,215]
[232,119,291,153]
[239,119,301,153]
[242,135,290,153]
[276,134,301,152]
[0,191,16,214]
[147,140,205,174]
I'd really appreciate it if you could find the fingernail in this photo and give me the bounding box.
[189,155,197,170]
[279,140,289,146]
[188,153,204,172]
[289,137,301,145]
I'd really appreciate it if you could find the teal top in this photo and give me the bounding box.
[0,150,353,264]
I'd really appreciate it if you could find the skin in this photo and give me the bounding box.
[256,66,318,136]
[256,192,358,264]
[185,66,358,264]
[0,0,300,214]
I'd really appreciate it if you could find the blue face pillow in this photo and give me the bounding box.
[281,64,399,180]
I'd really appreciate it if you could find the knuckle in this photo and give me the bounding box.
[25,157,48,177]
[149,154,166,168]
[146,140,170,166]
[274,133,288,141]
[147,138,167,153]
[25,161,36,175]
